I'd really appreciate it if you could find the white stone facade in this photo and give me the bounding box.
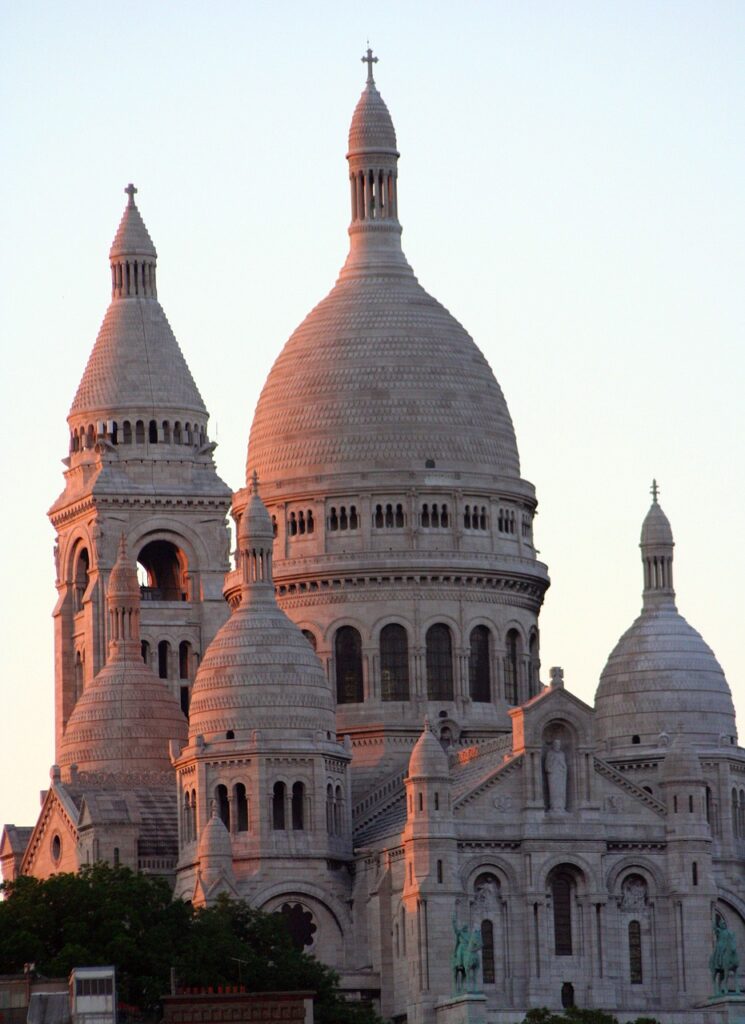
[3,54,745,1024]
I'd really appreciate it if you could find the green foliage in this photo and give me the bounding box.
[0,868,380,1024]
[518,1011,659,1024]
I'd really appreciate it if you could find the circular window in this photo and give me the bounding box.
[51,834,61,862]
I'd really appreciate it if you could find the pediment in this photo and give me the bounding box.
[21,786,81,879]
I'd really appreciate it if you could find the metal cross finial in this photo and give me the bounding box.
[362,46,378,84]
[251,469,259,493]
[651,479,659,504]
[124,183,137,206]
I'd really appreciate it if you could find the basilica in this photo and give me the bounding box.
[2,54,744,1024]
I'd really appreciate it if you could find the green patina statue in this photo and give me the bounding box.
[452,914,482,995]
[710,917,740,996]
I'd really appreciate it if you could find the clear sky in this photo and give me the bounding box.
[1,1,743,828]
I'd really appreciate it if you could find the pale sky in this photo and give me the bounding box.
[1,1,743,828]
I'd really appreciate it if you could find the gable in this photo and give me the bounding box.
[21,789,81,880]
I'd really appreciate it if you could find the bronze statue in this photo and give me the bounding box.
[710,917,739,995]
[452,914,482,994]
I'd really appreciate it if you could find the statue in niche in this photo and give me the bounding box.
[710,916,740,995]
[620,875,648,912]
[544,738,568,812]
[451,914,482,995]
[473,874,500,916]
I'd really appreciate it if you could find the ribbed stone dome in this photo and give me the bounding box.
[248,274,520,482]
[189,485,335,742]
[641,502,673,547]
[188,600,336,741]
[59,661,188,776]
[348,78,398,155]
[247,58,520,486]
[595,605,737,749]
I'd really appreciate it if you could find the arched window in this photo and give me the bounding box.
[464,505,472,529]
[174,422,182,443]
[426,624,454,701]
[179,641,191,679]
[180,685,190,717]
[380,624,410,701]
[148,420,158,443]
[135,420,145,444]
[329,507,339,531]
[122,420,132,444]
[183,790,191,843]
[138,540,186,601]
[157,640,170,680]
[73,546,90,611]
[291,782,305,830]
[272,782,286,830]
[289,512,297,536]
[504,629,520,705]
[74,650,84,700]
[334,784,343,835]
[298,510,306,534]
[140,639,150,665]
[395,503,405,527]
[550,869,574,955]
[335,627,363,704]
[421,504,430,528]
[307,510,314,534]
[162,421,171,444]
[385,503,394,528]
[234,783,249,832]
[731,788,738,836]
[481,920,495,984]
[374,504,384,528]
[468,626,491,702]
[528,632,540,697]
[326,784,334,834]
[628,920,642,983]
[350,506,359,529]
[216,784,230,831]
[301,629,317,652]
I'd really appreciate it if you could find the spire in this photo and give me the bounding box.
[640,482,676,610]
[238,474,275,602]
[107,534,142,661]
[342,49,411,280]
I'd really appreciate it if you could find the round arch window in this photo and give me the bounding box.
[278,902,317,950]
[51,834,62,863]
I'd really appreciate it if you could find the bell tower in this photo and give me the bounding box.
[49,184,232,757]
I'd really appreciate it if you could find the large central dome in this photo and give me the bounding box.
[248,275,521,482]
[248,64,519,485]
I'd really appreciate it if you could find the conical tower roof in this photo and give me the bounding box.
[59,538,187,777]
[69,184,206,423]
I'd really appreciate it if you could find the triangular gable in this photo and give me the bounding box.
[454,752,524,810]
[21,785,81,879]
[594,756,667,819]
[0,825,34,883]
[510,683,595,755]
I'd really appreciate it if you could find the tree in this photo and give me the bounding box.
[0,868,380,1024]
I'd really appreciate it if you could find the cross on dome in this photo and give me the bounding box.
[651,478,659,504]
[361,46,378,84]
[124,183,138,206]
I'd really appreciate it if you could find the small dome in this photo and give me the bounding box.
[198,804,233,862]
[658,736,703,783]
[408,720,449,778]
[348,81,398,156]
[59,661,187,776]
[189,491,335,743]
[239,475,274,544]
[595,607,736,749]
[107,536,139,600]
[641,502,673,548]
